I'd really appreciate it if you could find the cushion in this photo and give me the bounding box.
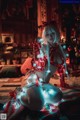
[21,57,33,75]
[0,66,22,78]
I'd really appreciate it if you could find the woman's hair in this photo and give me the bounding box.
[42,22,60,43]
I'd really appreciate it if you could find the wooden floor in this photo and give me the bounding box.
[0,77,23,103]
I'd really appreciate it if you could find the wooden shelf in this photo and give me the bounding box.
[0,64,21,67]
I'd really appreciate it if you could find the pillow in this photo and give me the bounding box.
[21,57,33,75]
[0,66,22,78]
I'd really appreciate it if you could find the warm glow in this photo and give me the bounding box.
[61,34,64,40]
[66,58,70,64]
[61,34,66,43]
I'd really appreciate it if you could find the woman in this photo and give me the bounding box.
[33,22,68,86]
[3,23,64,120]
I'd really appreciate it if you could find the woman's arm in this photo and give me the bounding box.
[58,43,69,78]
[57,43,66,63]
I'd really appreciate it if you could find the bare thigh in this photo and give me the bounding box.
[35,65,57,83]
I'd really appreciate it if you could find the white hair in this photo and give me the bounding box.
[42,24,60,43]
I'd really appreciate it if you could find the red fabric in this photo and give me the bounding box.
[33,42,65,71]
[9,90,16,99]
[3,101,11,113]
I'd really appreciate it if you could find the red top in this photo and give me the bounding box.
[32,42,65,71]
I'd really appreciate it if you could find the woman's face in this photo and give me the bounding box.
[42,28,56,45]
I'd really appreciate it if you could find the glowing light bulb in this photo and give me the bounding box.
[32,74,37,79]
[38,38,43,43]
[17,94,21,99]
[63,45,66,49]
[65,71,68,75]
[66,53,69,57]
[46,69,51,73]
[13,101,21,109]
[22,87,27,92]
[39,78,43,82]
[43,90,49,98]
[37,54,41,58]
[48,89,55,95]
[33,63,36,67]
[37,66,41,69]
